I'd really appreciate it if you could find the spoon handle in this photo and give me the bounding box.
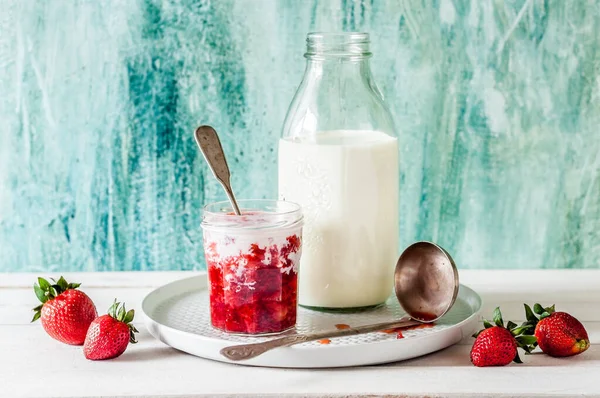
[220,316,418,361]
[194,125,241,215]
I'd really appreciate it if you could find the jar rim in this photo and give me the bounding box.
[202,199,303,232]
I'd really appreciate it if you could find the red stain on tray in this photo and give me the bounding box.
[315,319,436,346]
[381,323,435,334]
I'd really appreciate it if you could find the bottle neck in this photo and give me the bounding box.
[302,57,381,100]
[302,32,376,93]
[281,32,394,140]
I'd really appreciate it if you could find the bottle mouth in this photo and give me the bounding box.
[305,32,371,59]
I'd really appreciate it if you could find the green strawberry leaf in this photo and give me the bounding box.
[50,284,61,296]
[129,324,139,343]
[511,324,533,336]
[68,282,81,289]
[516,334,537,355]
[533,303,544,315]
[31,311,41,322]
[492,307,504,327]
[483,319,493,329]
[124,309,135,324]
[546,304,556,314]
[540,311,551,319]
[51,287,59,299]
[56,276,69,292]
[108,299,119,318]
[524,304,537,322]
[117,304,126,321]
[33,284,47,303]
[31,304,43,323]
[37,277,50,291]
[520,345,534,354]
[506,321,517,330]
[516,335,537,345]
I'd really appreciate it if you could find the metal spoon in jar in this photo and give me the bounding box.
[194,125,242,215]
[220,241,460,361]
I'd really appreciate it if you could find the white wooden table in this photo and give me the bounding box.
[2,270,600,398]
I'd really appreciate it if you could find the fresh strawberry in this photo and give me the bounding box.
[523,303,590,357]
[84,300,139,360]
[470,307,536,367]
[31,276,97,345]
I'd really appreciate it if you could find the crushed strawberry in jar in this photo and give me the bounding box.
[204,233,302,335]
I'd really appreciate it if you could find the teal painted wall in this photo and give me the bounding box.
[1,0,599,272]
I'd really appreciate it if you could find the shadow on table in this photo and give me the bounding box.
[116,346,181,362]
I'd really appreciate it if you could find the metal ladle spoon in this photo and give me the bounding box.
[194,125,241,215]
[220,241,459,361]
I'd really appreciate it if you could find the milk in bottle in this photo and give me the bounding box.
[279,33,399,311]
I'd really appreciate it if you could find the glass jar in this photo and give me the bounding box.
[278,32,399,312]
[201,200,303,335]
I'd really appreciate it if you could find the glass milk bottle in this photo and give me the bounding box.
[278,32,399,311]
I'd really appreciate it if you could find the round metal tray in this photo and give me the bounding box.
[142,274,482,368]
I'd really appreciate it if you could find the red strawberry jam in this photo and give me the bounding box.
[202,200,303,335]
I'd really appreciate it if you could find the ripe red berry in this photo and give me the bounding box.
[84,300,138,360]
[470,307,536,367]
[471,326,517,367]
[524,304,590,358]
[32,276,97,345]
